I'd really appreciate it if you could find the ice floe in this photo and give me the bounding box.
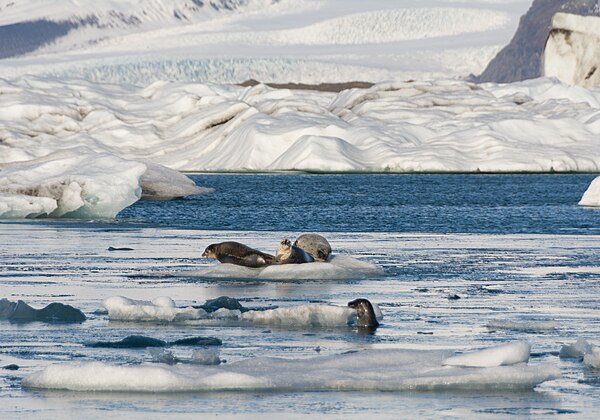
[0,298,85,323]
[2,77,600,175]
[102,295,377,328]
[196,255,384,280]
[22,343,560,392]
[442,341,530,368]
[559,338,595,359]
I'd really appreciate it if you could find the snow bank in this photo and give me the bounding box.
[2,76,600,173]
[196,255,384,280]
[102,296,370,328]
[543,13,600,88]
[443,341,530,368]
[579,176,600,206]
[22,345,560,392]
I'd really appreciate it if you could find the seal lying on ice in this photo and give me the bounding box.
[202,242,275,268]
[347,298,379,328]
[293,233,332,262]
[275,239,314,264]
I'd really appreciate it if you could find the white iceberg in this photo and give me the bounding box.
[0,147,212,218]
[0,148,145,218]
[196,255,384,281]
[579,176,600,207]
[442,341,531,368]
[102,295,377,328]
[22,345,560,393]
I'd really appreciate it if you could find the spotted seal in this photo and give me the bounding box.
[293,233,332,262]
[275,239,314,264]
[202,241,275,268]
[347,298,379,329]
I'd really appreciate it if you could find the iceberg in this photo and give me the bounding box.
[579,176,600,206]
[22,344,560,392]
[0,148,145,218]
[0,147,212,219]
[543,13,600,88]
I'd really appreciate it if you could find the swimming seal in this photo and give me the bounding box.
[202,242,275,268]
[293,233,332,262]
[347,298,379,328]
[275,239,314,264]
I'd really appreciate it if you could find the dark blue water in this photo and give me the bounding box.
[117,174,600,234]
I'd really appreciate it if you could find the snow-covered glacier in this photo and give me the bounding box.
[2,76,600,174]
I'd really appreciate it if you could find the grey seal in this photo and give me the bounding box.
[275,239,314,264]
[293,233,332,262]
[347,298,379,329]
[202,242,275,268]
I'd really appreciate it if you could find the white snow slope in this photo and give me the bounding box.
[0,0,531,83]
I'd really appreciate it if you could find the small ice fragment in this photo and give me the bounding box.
[559,338,593,359]
[442,341,530,367]
[149,348,179,365]
[191,348,221,365]
[583,348,600,369]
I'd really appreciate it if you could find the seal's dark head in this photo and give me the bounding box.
[348,298,379,328]
[202,244,217,259]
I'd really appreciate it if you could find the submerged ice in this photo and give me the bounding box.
[22,343,560,393]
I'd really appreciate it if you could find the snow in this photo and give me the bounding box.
[22,343,560,393]
[102,295,373,328]
[442,341,530,368]
[579,176,600,207]
[543,13,600,88]
[2,76,600,174]
[196,255,384,280]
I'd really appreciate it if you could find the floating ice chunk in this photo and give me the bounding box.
[102,296,207,322]
[191,349,222,366]
[149,349,179,365]
[140,161,213,199]
[486,320,558,331]
[442,341,530,368]
[23,347,560,393]
[559,338,594,359]
[102,295,374,328]
[579,176,600,207]
[241,304,356,328]
[197,255,384,281]
[583,348,600,369]
[0,148,145,219]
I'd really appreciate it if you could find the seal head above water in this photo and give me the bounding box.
[293,233,332,262]
[202,241,275,268]
[347,298,379,329]
[275,239,315,264]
